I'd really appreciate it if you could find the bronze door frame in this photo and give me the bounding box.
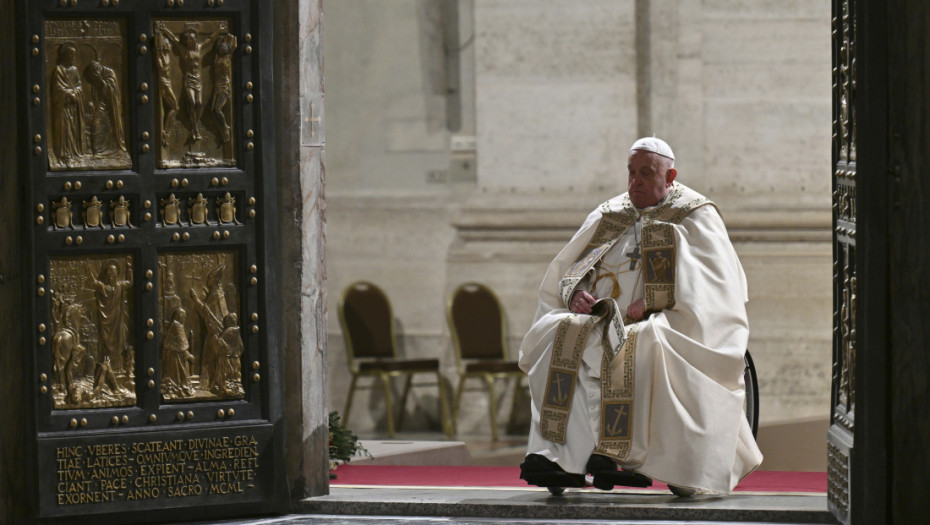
[18,1,285,521]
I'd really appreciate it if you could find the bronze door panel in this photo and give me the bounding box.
[158,250,244,403]
[21,1,284,521]
[153,18,237,169]
[44,19,132,171]
[49,254,137,410]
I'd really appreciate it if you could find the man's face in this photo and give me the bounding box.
[627,150,676,208]
[63,48,76,67]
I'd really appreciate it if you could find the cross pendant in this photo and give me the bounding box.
[626,245,641,271]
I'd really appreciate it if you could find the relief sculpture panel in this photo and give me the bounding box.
[158,252,244,402]
[49,255,136,409]
[44,20,131,171]
[153,19,237,168]
[836,244,857,425]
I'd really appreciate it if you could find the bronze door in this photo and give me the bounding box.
[829,1,857,522]
[20,1,285,521]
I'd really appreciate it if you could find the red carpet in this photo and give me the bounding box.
[331,465,826,493]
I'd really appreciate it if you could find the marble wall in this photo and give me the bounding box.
[474,0,638,193]
[640,0,834,422]
[324,0,473,433]
[323,0,833,458]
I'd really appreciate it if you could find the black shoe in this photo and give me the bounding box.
[519,454,585,489]
[585,454,653,490]
[668,484,696,497]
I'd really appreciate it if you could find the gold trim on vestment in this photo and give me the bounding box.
[540,300,624,444]
[595,325,638,460]
[642,222,676,312]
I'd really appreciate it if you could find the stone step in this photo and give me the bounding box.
[300,487,834,524]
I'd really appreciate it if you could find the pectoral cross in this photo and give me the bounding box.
[626,245,641,271]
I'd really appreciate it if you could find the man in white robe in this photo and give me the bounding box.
[518,137,762,495]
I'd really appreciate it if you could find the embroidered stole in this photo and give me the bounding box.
[539,183,712,461]
[539,300,626,445]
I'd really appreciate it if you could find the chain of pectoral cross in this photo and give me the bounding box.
[592,257,639,300]
[592,220,642,301]
[625,218,642,270]
[596,222,642,277]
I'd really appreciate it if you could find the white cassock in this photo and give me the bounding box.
[519,182,763,494]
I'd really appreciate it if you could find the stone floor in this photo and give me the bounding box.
[189,516,831,525]
[295,486,833,524]
[179,485,834,525]
[178,434,836,525]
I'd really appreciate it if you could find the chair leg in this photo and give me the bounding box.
[453,376,466,423]
[379,373,396,438]
[484,374,500,441]
[396,374,414,432]
[505,375,524,436]
[437,371,453,437]
[343,374,359,425]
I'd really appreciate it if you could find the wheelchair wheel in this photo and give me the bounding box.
[744,350,759,439]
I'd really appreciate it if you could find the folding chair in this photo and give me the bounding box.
[446,282,524,440]
[339,281,452,437]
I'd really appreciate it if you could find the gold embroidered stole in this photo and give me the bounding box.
[539,299,625,444]
[594,324,637,458]
[542,183,713,459]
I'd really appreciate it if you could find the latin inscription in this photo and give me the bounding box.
[54,435,260,506]
[45,20,122,38]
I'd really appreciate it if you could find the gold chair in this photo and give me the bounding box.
[338,281,452,437]
[447,282,525,440]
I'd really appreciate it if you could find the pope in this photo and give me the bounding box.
[518,137,762,496]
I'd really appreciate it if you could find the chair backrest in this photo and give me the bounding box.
[447,282,508,365]
[339,281,397,367]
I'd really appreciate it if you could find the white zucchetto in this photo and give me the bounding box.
[630,137,675,160]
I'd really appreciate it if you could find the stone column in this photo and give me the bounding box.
[446,0,639,432]
[275,0,329,500]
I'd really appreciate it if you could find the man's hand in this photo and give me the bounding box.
[626,299,646,321]
[570,290,597,314]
